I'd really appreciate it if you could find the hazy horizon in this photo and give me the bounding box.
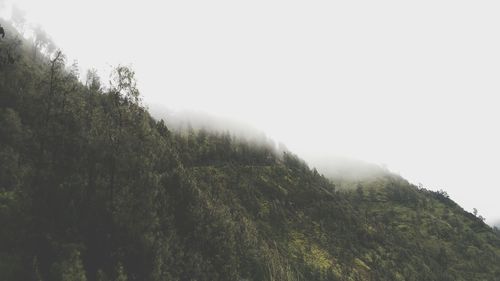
[1,0,499,224]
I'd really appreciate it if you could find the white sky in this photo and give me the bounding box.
[2,0,499,224]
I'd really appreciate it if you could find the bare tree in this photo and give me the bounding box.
[110,65,140,104]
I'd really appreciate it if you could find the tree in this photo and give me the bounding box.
[110,65,140,104]
[493,227,500,236]
[42,50,65,127]
[437,189,449,199]
[85,69,102,92]
[61,250,87,281]
[115,263,128,281]
[105,65,141,201]
[0,33,22,65]
[356,183,364,201]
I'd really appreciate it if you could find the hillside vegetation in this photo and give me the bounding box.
[1,22,499,281]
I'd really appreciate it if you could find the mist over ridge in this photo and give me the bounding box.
[1,11,500,280]
[2,0,500,226]
[148,103,393,180]
[148,102,498,226]
[0,1,500,223]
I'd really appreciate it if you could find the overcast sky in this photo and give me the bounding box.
[2,0,499,225]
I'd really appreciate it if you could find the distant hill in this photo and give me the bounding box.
[1,21,499,281]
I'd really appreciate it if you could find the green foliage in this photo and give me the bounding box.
[61,250,87,281]
[1,24,499,281]
[114,263,128,281]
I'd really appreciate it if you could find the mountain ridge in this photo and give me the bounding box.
[1,22,499,281]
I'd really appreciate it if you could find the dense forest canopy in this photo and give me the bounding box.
[1,19,499,281]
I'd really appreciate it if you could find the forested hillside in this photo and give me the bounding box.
[1,22,499,281]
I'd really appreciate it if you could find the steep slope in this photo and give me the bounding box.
[1,25,499,281]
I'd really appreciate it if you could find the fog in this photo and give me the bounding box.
[149,104,391,181]
[1,0,499,224]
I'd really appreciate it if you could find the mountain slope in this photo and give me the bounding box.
[1,24,499,281]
